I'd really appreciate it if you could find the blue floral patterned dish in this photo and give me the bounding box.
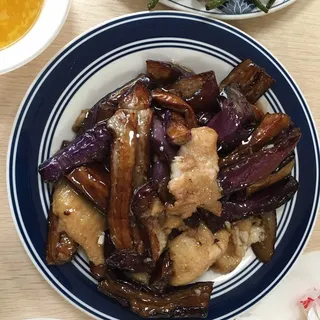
[160,0,296,19]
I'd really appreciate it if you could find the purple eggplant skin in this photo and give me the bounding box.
[220,59,275,104]
[149,250,173,293]
[219,127,301,195]
[276,152,295,172]
[151,89,198,129]
[222,176,298,222]
[151,114,178,163]
[38,122,111,183]
[184,209,225,233]
[106,249,155,273]
[197,111,214,126]
[218,126,256,156]
[146,60,194,86]
[65,163,110,212]
[82,74,153,132]
[219,113,292,168]
[184,212,202,229]
[90,262,107,280]
[118,83,152,110]
[152,155,172,204]
[131,181,167,262]
[104,230,116,259]
[197,208,225,234]
[169,71,220,114]
[98,276,213,319]
[207,84,255,150]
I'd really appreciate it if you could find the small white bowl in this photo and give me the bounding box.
[0,0,72,75]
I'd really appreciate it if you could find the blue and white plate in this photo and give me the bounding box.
[160,0,296,20]
[7,11,319,320]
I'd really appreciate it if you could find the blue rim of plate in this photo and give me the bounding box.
[159,0,295,19]
[7,11,320,320]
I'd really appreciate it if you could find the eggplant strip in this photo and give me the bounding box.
[39,122,111,183]
[46,209,78,265]
[166,111,191,145]
[131,182,167,261]
[208,84,255,152]
[83,74,152,131]
[169,71,219,113]
[133,109,153,189]
[66,163,110,212]
[118,83,152,111]
[219,127,301,195]
[151,114,178,163]
[220,59,275,104]
[222,176,299,222]
[220,113,292,168]
[107,110,138,250]
[151,89,197,129]
[247,160,295,196]
[98,277,213,318]
[146,60,193,86]
[106,249,155,273]
[252,211,277,263]
[149,250,172,293]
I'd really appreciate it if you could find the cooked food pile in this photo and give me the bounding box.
[148,0,277,13]
[39,59,301,319]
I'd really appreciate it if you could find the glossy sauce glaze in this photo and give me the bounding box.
[0,0,43,49]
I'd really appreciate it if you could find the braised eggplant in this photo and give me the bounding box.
[220,59,275,104]
[39,121,111,183]
[134,109,153,189]
[106,250,155,273]
[46,210,78,265]
[99,277,213,318]
[90,262,108,280]
[118,82,152,110]
[82,74,152,132]
[197,111,214,126]
[169,71,220,113]
[151,114,178,162]
[222,176,299,222]
[247,160,294,196]
[208,84,255,151]
[146,60,193,86]
[40,59,301,319]
[66,163,110,212]
[152,155,173,204]
[220,113,292,168]
[219,127,301,195]
[197,209,225,233]
[149,250,173,293]
[107,110,138,250]
[131,182,167,261]
[252,211,277,263]
[166,111,191,145]
[151,89,197,128]
[72,109,89,134]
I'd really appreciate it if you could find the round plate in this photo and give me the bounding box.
[0,0,71,75]
[159,0,296,20]
[7,11,319,320]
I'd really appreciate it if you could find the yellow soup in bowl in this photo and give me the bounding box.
[0,0,43,50]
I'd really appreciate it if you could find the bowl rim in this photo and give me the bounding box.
[159,0,297,20]
[0,0,72,75]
